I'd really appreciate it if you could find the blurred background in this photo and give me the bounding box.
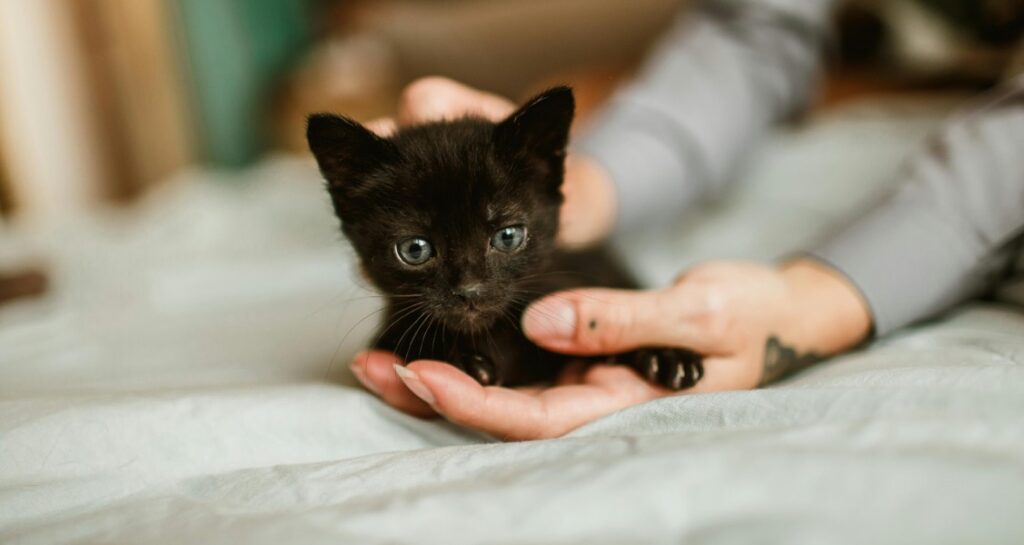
[0,0,1021,222]
[0,0,1020,384]
[1,5,1022,538]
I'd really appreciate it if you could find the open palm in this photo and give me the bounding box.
[353,350,681,441]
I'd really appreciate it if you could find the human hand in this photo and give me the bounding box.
[367,76,616,248]
[350,259,872,440]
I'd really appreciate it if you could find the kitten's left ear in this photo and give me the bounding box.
[495,86,575,164]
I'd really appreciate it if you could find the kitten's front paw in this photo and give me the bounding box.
[453,353,501,386]
[630,348,704,390]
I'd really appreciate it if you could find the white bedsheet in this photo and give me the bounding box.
[2,101,1023,544]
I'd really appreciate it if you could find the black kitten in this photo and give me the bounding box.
[307,87,703,389]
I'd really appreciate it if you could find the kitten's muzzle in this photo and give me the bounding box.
[453,283,485,303]
[441,283,505,329]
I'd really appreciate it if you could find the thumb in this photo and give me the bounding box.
[521,287,721,355]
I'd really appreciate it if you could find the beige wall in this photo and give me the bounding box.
[0,0,110,222]
[356,0,685,97]
[0,0,194,222]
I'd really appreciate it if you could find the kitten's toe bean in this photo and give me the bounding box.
[465,354,500,387]
[643,353,659,383]
[669,348,704,390]
[631,348,704,390]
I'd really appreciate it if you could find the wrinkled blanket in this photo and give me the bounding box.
[2,102,1022,544]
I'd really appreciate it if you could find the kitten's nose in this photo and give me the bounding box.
[454,283,484,301]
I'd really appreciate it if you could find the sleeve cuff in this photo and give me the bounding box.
[808,196,984,337]
[575,106,704,234]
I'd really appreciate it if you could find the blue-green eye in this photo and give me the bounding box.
[491,225,526,252]
[396,237,434,265]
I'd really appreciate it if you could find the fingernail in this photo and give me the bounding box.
[394,364,436,406]
[350,359,381,395]
[522,297,577,340]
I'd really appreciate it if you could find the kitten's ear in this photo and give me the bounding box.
[306,113,392,194]
[495,86,575,163]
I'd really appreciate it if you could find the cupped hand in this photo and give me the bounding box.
[351,350,671,440]
[350,260,872,440]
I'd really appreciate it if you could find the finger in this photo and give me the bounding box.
[556,156,616,249]
[396,77,514,126]
[365,117,397,137]
[350,352,383,395]
[400,360,548,440]
[353,351,437,417]
[538,365,664,432]
[554,359,589,386]
[402,360,661,440]
[580,363,668,397]
[521,287,726,356]
[581,357,755,403]
[678,355,761,394]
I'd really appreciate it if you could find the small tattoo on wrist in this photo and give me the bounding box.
[760,335,823,386]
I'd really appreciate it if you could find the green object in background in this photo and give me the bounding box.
[175,0,315,167]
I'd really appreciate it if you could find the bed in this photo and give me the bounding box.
[2,100,1023,544]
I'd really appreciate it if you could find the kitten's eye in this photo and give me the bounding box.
[491,225,526,252]
[395,237,434,265]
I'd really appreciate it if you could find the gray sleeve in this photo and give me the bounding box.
[811,76,1024,336]
[576,0,838,232]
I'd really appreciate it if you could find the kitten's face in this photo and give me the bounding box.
[307,88,574,331]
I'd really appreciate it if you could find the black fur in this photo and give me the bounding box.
[307,87,703,388]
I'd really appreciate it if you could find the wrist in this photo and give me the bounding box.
[558,154,617,248]
[779,259,873,356]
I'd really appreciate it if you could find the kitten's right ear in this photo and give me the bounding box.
[494,86,574,164]
[306,114,392,194]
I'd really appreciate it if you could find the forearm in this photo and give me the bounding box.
[781,260,873,353]
[810,76,1024,336]
[756,259,872,385]
[577,0,837,233]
